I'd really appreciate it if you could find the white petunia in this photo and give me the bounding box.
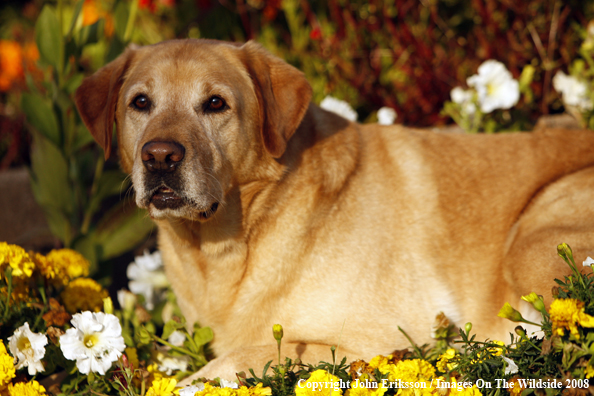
[154,345,190,375]
[467,60,520,113]
[8,322,47,375]
[553,71,593,111]
[502,356,519,375]
[220,378,239,389]
[179,383,205,396]
[450,87,477,115]
[59,311,126,375]
[320,96,358,121]
[377,107,397,125]
[127,250,169,310]
[584,257,594,267]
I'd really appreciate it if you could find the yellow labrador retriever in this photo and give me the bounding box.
[75,39,594,379]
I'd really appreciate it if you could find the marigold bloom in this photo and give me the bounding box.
[550,298,594,338]
[346,380,387,396]
[7,379,47,396]
[508,379,525,396]
[379,359,435,383]
[0,339,15,390]
[41,249,90,285]
[295,369,343,396]
[368,354,392,371]
[60,277,109,313]
[193,382,235,396]
[0,242,35,278]
[237,383,272,396]
[146,378,178,396]
[0,40,24,92]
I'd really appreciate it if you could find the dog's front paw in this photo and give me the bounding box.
[177,353,252,387]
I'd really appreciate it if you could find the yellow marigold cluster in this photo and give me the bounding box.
[7,380,47,396]
[550,298,594,339]
[345,380,388,396]
[0,340,15,391]
[378,359,435,383]
[295,369,343,396]
[146,378,178,396]
[39,249,90,286]
[368,355,392,371]
[60,278,108,314]
[0,242,35,278]
[434,377,482,395]
[193,382,272,396]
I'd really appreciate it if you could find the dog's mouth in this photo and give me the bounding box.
[149,187,219,220]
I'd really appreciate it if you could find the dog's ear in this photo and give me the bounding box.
[75,49,134,159]
[241,41,313,158]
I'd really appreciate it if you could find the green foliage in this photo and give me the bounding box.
[22,0,153,273]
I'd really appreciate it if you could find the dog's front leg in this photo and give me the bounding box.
[178,343,359,386]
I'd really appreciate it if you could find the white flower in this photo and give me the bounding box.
[8,322,47,375]
[168,330,186,347]
[450,87,477,115]
[502,356,518,375]
[584,257,594,267]
[553,71,593,111]
[377,107,397,125]
[179,383,205,396]
[220,378,239,389]
[320,96,358,121]
[59,311,126,375]
[467,60,520,113]
[117,289,137,313]
[127,250,169,310]
[154,345,190,375]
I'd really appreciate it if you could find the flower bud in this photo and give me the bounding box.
[514,326,526,337]
[497,302,524,322]
[521,292,546,313]
[273,324,283,342]
[557,243,573,261]
[103,297,114,315]
[464,322,473,334]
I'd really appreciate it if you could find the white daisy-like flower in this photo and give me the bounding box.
[467,60,520,113]
[502,356,519,375]
[127,250,169,310]
[179,383,205,396]
[320,95,358,121]
[59,311,126,375]
[583,257,594,267]
[8,322,47,375]
[450,87,477,115]
[553,71,593,111]
[377,107,397,125]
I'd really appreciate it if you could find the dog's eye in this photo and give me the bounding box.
[206,96,227,112]
[132,95,150,111]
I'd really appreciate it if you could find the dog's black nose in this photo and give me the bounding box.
[141,141,185,173]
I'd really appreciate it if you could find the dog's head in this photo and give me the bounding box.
[75,39,312,221]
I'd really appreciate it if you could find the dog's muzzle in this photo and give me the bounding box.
[142,141,186,209]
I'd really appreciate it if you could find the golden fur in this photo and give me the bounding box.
[75,39,594,379]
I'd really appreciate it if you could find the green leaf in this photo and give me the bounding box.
[114,1,129,41]
[72,124,95,152]
[66,0,85,39]
[193,326,214,347]
[29,133,74,245]
[86,170,130,220]
[94,203,154,260]
[35,5,61,69]
[21,93,61,147]
[136,326,152,346]
[64,73,84,94]
[163,319,185,340]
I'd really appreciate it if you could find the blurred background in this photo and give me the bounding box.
[0,0,593,289]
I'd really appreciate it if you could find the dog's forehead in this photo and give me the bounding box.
[125,41,249,91]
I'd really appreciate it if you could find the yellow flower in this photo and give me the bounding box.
[7,380,47,396]
[295,369,343,396]
[586,364,594,379]
[508,379,525,396]
[40,249,90,286]
[195,383,236,396]
[436,348,458,372]
[346,380,388,396]
[497,303,523,322]
[60,278,109,314]
[368,355,392,371]
[434,377,481,396]
[379,359,435,383]
[236,383,273,396]
[0,242,35,278]
[487,340,505,357]
[146,378,178,396]
[0,340,15,390]
[550,298,594,339]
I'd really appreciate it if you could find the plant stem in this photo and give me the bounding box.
[151,333,207,363]
[124,0,139,42]
[81,155,105,235]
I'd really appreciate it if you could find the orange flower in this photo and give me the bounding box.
[0,40,24,92]
[82,0,114,37]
